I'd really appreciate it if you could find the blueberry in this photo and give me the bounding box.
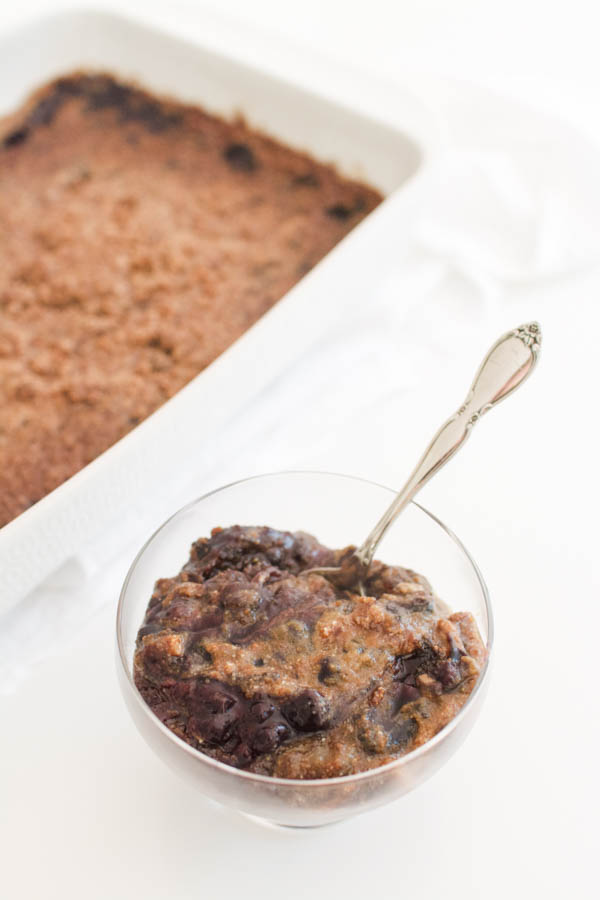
[326,203,353,220]
[251,722,290,754]
[223,143,257,172]
[3,128,29,148]
[283,690,330,732]
[188,682,245,744]
[393,646,437,681]
[193,682,237,715]
[191,711,237,744]
[393,653,420,681]
[250,698,275,723]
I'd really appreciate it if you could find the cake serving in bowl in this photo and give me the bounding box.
[117,471,492,826]
[134,524,487,779]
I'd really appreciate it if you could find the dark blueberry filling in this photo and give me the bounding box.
[134,526,483,776]
[325,202,354,220]
[2,74,182,152]
[3,128,29,148]
[180,679,331,766]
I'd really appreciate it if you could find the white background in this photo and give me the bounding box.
[1,2,599,899]
[5,0,600,143]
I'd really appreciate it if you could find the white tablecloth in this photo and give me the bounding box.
[1,4,599,899]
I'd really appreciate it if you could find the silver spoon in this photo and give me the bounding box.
[307,322,542,590]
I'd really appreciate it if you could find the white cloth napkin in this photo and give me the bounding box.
[2,84,599,693]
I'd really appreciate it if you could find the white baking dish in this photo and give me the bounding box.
[0,7,439,612]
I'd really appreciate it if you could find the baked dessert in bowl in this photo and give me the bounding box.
[116,471,492,827]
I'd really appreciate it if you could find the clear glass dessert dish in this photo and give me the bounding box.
[116,471,493,828]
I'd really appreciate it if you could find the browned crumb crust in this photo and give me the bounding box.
[0,75,382,527]
[134,526,487,779]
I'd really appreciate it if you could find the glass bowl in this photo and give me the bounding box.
[116,471,493,828]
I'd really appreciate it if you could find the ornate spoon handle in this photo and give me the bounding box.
[354,322,542,570]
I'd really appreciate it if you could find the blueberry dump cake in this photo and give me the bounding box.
[0,75,381,526]
[134,526,486,779]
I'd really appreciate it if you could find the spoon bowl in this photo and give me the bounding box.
[116,471,493,827]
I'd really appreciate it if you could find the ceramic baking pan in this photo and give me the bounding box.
[0,7,438,611]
